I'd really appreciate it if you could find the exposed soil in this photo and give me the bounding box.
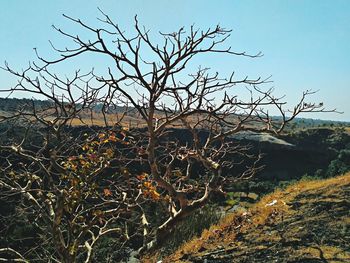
[156,174,350,263]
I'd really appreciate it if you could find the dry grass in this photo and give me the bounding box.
[145,173,350,262]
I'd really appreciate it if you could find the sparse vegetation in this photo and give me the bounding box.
[160,173,350,263]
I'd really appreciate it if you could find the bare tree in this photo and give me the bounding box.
[0,72,144,262]
[0,11,335,261]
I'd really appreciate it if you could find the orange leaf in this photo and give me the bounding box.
[143,181,152,189]
[137,172,148,181]
[103,188,112,197]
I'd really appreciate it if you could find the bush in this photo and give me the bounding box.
[325,149,350,177]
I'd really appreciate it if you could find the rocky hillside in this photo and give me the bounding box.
[147,173,350,262]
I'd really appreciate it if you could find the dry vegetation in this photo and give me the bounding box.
[68,111,146,128]
[61,111,250,130]
[143,173,350,262]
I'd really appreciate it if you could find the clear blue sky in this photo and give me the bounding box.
[0,0,349,121]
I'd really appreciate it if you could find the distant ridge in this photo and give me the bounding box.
[0,97,349,126]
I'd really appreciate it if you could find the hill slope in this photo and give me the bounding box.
[158,174,350,262]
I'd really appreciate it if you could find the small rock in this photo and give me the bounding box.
[265,200,278,207]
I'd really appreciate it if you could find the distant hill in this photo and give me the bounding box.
[0,97,127,113]
[155,173,350,262]
[0,97,349,129]
[0,97,53,112]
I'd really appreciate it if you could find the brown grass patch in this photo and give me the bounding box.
[152,173,350,263]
